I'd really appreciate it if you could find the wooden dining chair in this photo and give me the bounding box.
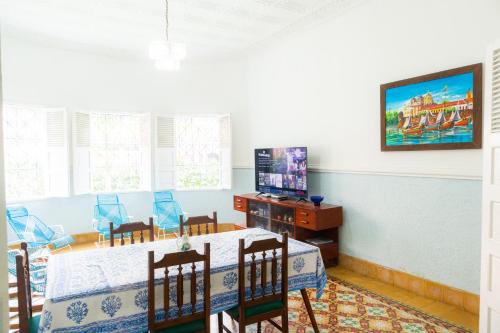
[179,212,218,236]
[148,243,211,333]
[109,219,154,247]
[218,233,289,333]
[16,242,41,333]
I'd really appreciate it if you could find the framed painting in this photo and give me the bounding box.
[380,63,482,151]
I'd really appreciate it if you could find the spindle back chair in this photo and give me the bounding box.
[109,219,154,247]
[179,212,218,236]
[16,242,40,333]
[148,243,211,333]
[219,233,289,333]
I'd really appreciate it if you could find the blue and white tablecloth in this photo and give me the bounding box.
[38,228,327,333]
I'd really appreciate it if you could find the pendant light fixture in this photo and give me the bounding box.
[149,0,186,70]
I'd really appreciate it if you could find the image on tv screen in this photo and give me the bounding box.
[255,147,307,197]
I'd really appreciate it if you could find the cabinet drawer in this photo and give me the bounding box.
[233,196,247,212]
[296,208,316,230]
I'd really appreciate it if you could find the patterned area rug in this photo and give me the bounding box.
[243,277,472,333]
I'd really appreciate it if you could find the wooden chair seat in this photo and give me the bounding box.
[156,319,205,333]
[225,300,284,320]
[28,315,42,333]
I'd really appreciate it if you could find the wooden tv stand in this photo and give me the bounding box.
[233,193,343,267]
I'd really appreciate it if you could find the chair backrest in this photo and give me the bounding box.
[109,219,155,247]
[6,206,55,242]
[179,212,218,236]
[148,243,211,333]
[153,195,183,230]
[153,191,174,202]
[97,194,120,205]
[16,242,33,333]
[238,233,288,321]
[94,194,129,229]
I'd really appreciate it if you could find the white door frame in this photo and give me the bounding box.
[0,30,9,332]
[480,39,500,333]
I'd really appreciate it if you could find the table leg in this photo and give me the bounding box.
[300,288,319,333]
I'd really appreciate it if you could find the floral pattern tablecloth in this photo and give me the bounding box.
[38,228,327,333]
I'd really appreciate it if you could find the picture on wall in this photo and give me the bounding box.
[380,63,482,151]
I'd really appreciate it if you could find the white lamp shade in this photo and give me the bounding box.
[149,40,186,61]
[170,43,186,60]
[155,58,180,71]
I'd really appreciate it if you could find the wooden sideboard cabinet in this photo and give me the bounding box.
[233,193,343,267]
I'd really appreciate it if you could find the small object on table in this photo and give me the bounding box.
[310,195,324,206]
[177,231,191,251]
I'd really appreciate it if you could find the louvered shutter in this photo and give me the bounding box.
[155,116,176,190]
[73,111,91,194]
[492,48,500,133]
[46,109,69,196]
[219,114,232,189]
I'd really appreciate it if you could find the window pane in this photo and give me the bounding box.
[3,106,47,201]
[175,116,221,190]
[89,113,149,193]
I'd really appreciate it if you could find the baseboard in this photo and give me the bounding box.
[339,253,479,315]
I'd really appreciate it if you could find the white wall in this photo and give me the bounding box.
[0,32,9,333]
[0,35,249,240]
[244,0,500,179]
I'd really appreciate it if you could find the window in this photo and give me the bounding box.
[155,114,231,190]
[2,104,69,201]
[73,111,151,194]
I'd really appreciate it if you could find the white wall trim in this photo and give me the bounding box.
[232,165,482,181]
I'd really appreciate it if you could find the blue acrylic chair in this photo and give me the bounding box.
[153,191,183,238]
[7,247,48,295]
[93,194,131,244]
[6,206,75,251]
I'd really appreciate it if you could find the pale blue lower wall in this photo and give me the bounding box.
[7,168,481,294]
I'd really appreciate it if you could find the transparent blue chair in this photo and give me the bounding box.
[7,247,48,295]
[6,206,75,251]
[153,191,183,238]
[93,194,131,244]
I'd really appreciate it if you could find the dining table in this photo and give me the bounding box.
[38,228,327,333]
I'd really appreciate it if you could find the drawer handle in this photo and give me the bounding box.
[300,212,309,216]
[236,199,242,202]
[300,220,309,224]
[236,205,243,208]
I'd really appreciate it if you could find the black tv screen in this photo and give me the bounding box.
[255,147,308,198]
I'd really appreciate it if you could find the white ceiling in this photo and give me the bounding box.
[0,0,360,61]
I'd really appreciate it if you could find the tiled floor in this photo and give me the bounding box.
[54,237,480,332]
[327,266,479,332]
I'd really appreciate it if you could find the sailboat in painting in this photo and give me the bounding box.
[401,115,423,136]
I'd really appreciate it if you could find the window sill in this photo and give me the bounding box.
[175,187,231,192]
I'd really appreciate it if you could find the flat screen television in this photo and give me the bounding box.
[255,147,308,198]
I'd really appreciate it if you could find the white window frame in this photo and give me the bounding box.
[73,110,152,195]
[154,113,232,192]
[2,103,70,203]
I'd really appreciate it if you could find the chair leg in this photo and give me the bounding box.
[238,320,245,333]
[218,313,223,333]
[282,311,289,333]
[257,321,261,333]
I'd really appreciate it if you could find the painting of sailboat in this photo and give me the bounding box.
[380,64,482,151]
